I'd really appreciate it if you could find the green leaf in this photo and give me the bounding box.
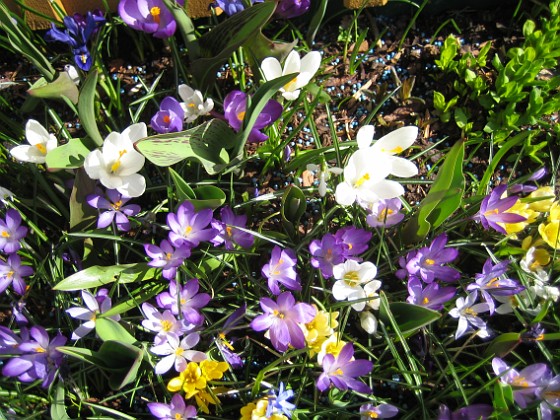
[189,185,227,211]
[27,72,79,104]
[454,108,469,129]
[169,167,196,202]
[281,185,306,238]
[190,2,276,88]
[402,140,465,243]
[53,262,157,291]
[493,382,513,419]
[379,302,441,334]
[97,340,144,390]
[95,318,137,345]
[69,167,98,231]
[78,69,104,147]
[135,119,236,174]
[51,384,71,420]
[46,138,91,170]
[484,332,521,358]
[243,31,297,71]
[57,346,105,366]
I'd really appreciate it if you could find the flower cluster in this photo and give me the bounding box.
[0,209,33,295]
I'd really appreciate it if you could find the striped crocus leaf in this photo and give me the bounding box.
[134,119,237,175]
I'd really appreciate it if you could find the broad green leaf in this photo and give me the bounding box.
[189,185,226,211]
[57,346,105,366]
[97,340,144,390]
[169,167,196,202]
[243,31,297,71]
[54,262,157,291]
[51,384,71,420]
[78,69,104,147]
[493,382,513,419]
[484,332,521,358]
[46,138,91,170]
[95,318,137,345]
[135,119,236,174]
[379,302,441,334]
[27,72,79,104]
[69,167,98,232]
[190,2,276,88]
[402,140,465,243]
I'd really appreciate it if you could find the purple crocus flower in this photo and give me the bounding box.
[250,292,316,352]
[538,374,560,418]
[309,233,345,278]
[437,404,493,420]
[475,185,527,234]
[2,325,67,388]
[45,12,105,71]
[156,279,211,325]
[0,209,28,254]
[216,305,246,369]
[87,189,141,231]
[334,226,372,260]
[0,254,34,295]
[405,234,461,283]
[167,201,218,249]
[144,239,191,280]
[150,332,206,374]
[214,0,263,16]
[365,198,405,228]
[492,357,550,408]
[316,342,373,393]
[466,258,525,314]
[210,206,254,250]
[360,403,399,419]
[151,96,185,134]
[276,0,311,19]
[0,325,25,355]
[118,0,183,39]
[142,302,191,344]
[407,277,456,311]
[262,246,300,295]
[266,382,296,418]
[148,393,197,420]
[66,289,120,340]
[223,90,282,142]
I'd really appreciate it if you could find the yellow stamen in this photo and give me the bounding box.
[226,226,233,237]
[422,297,429,305]
[184,226,192,236]
[343,271,360,286]
[487,277,500,288]
[35,143,47,154]
[283,77,298,91]
[272,259,284,276]
[80,54,88,64]
[390,146,404,153]
[165,252,173,261]
[334,368,344,376]
[464,307,478,317]
[175,347,184,356]
[110,150,127,173]
[378,208,394,222]
[35,347,46,353]
[236,111,246,121]
[112,200,123,210]
[150,6,161,24]
[484,208,500,216]
[175,413,184,420]
[354,172,370,188]
[163,115,171,124]
[425,258,435,266]
[273,309,285,319]
[512,376,530,387]
[7,270,14,279]
[1,231,9,238]
[161,320,173,332]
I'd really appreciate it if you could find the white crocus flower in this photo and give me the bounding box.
[84,123,147,197]
[150,332,207,375]
[334,148,400,206]
[177,84,214,123]
[10,119,57,164]
[261,50,321,100]
[360,311,379,335]
[66,290,120,340]
[357,125,419,178]
[332,260,378,312]
[448,292,490,340]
